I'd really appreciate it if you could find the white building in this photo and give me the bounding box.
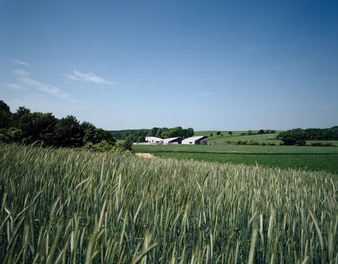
[162,137,182,144]
[182,136,208,145]
[145,137,163,144]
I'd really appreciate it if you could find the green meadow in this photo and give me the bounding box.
[1,144,337,263]
[133,132,338,175]
[196,130,338,146]
[153,152,338,175]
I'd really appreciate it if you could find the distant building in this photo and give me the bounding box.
[182,136,208,145]
[145,137,163,144]
[145,136,207,145]
[162,137,183,144]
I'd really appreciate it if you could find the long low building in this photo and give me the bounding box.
[181,136,208,145]
[145,136,208,145]
[145,137,163,144]
[162,137,183,144]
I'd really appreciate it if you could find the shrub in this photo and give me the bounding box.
[310,142,334,147]
[113,140,133,152]
[84,140,114,152]
[0,128,23,143]
[247,140,259,145]
[279,129,306,146]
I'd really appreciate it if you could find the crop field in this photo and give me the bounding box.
[154,152,338,175]
[133,144,338,175]
[195,131,282,145]
[133,144,338,154]
[195,131,338,147]
[1,144,337,263]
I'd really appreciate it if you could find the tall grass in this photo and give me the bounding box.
[0,144,337,263]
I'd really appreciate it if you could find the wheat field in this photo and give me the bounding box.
[0,144,337,263]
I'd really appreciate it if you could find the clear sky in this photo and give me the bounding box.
[1,0,337,131]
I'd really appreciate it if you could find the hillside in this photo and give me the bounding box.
[195,130,281,145]
[1,144,337,262]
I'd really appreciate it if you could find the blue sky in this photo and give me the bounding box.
[1,0,337,131]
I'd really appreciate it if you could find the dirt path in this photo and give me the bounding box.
[135,153,156,158]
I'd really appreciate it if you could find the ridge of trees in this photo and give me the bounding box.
[277,127,338,146]
[0,100,125,151]
[110,127,194,142]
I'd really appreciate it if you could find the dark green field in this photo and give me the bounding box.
[133,142,338,175]
[154,152,338,174]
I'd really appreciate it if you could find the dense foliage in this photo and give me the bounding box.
[303,127,338,140]
[278,127,338,145]
[277,128,307,146]
[110,129,150,142]
[249,129,276,135]
[236,129,276,136]
[0,144,337,263]
[0,100,116,150]
[111,126,194,142]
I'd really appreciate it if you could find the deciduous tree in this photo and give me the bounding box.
[53,115,84,147]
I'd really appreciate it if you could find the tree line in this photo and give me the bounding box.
[0,100,132,151]
[111,127,194,142]
[277,127,338,146]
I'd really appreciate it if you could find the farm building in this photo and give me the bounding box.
[145,137,163,144]
[162,137,183,144]
[182,136,208,145]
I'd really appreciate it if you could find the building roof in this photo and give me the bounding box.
[183,136,208,142]
[162,137,180,144]
[145,137,163,141]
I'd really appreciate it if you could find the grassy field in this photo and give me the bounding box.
[133,130,338,175]
[195,131,338,146]
[195,131,281,144]
[133,144,338,175]
[154,152,338,174]
[133,143,338,154]
[1,144,337,263]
